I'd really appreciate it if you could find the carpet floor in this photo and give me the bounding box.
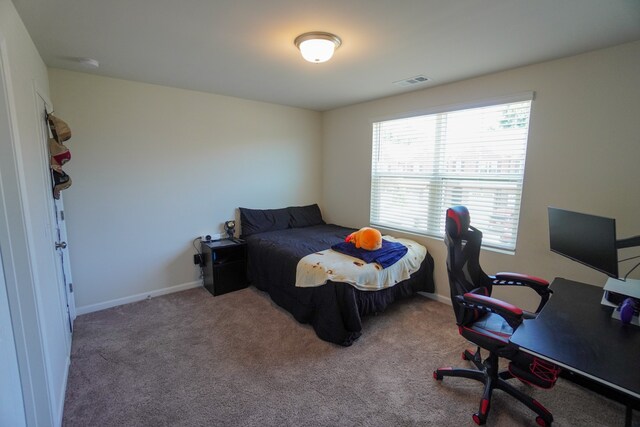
[63,286,636,426]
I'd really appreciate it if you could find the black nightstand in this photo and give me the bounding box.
[200,239,247,296]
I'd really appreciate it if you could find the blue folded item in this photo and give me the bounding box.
[331,239,408,269]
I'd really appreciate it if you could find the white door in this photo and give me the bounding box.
[52,196,76,328]
[38,100,76,332]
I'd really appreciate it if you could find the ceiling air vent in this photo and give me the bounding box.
[393,75,431,87]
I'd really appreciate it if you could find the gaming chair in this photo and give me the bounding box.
[433,206,560,426]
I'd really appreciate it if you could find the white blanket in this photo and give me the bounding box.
[295,236,427,291]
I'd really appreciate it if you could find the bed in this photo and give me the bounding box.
[240,204,435,346]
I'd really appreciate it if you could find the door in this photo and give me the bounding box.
[37,97,76,332]
[52,196,76,328]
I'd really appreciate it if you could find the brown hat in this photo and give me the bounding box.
[47,113,72,142]
[48,138,71,170]
[52,170,72,199]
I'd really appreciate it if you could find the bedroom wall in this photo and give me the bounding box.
[322,40,640,310]
[48,69,323,312]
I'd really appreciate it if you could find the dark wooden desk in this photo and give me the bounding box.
[510,278,640,424]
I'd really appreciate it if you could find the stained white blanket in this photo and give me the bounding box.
[295,236,426,291]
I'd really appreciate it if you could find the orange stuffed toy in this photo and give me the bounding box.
[345,227,382,251]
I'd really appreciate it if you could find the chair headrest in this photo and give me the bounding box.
[446,206,470,239]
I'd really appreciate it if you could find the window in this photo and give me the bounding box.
[370,93,534,252]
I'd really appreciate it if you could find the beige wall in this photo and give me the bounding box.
[48,69,323,310]
[49,40,640,313]
[323,40,640,309]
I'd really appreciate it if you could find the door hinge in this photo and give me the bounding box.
[69,282,73,293]
[60,210,64,221]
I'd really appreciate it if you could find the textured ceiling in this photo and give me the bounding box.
[13,0,640,111]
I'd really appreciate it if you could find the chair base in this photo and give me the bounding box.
[434,348,553,426]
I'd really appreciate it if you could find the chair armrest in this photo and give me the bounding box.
[491,272,552,314]
[460,293,523,329]
[494,272,549,287]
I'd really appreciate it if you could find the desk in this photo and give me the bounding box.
[510,278,640,425]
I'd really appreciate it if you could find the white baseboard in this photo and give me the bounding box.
[419,291,452,306]
[77,281,448,315]
[76,280,202,315]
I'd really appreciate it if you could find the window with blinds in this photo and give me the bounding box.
[370,94,533,252]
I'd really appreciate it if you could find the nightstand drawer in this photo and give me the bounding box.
[210,260,247,296]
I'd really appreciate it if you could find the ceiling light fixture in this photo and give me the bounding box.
[294,32,342,63]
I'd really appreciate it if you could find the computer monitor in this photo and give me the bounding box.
[548,207,618,278]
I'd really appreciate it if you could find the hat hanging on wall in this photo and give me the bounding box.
[52,170,72,199]
[45,112,74,199]
[48,138,71,172]
[47,113,72,142]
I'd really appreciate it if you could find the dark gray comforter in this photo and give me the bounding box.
[245,224,435,346]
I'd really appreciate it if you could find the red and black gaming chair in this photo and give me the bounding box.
[433,206,560,426]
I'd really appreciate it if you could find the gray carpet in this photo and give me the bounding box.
[63,287,635,426]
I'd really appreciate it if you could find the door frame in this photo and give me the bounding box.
[0,247,26,426]
[0,36,54,426]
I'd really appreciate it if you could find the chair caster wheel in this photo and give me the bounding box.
[536,416,551,426]
[461,351,468,360]
[433,371,443,381]
[472,413,486,425]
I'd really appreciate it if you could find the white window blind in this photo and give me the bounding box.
[370,95,533,252]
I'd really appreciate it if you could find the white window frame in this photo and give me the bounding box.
[370,92,535,253]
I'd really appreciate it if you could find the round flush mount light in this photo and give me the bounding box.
[294,32,342,63]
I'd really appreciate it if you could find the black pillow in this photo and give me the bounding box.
[239,207,290,237]
[289,204,325,228]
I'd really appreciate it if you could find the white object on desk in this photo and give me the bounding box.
[603,277,640,299]
[600,294,617,308]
